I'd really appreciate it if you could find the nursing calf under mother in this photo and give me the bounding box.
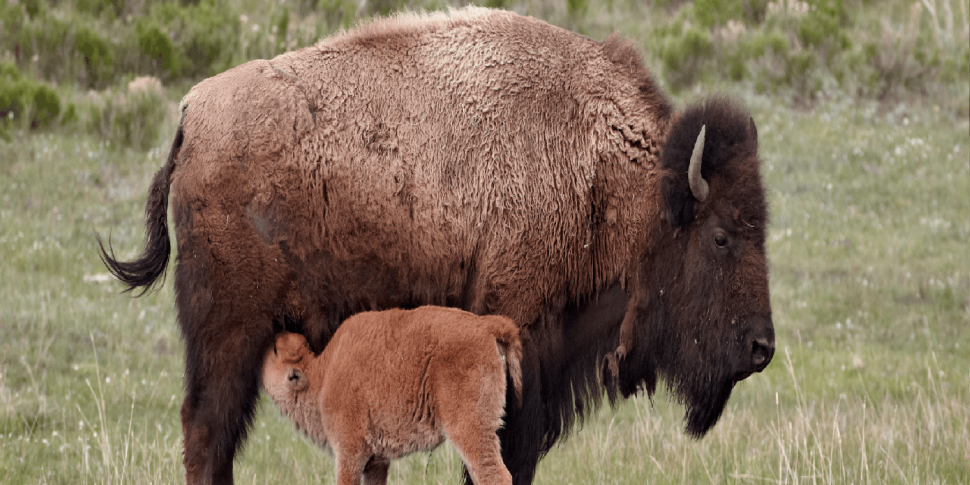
[261,306,522,485]
[98,6,775,484]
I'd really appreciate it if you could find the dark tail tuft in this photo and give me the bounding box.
[97,125,183,296]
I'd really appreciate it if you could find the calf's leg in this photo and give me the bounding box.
[446,420,512,485]
[333,445,371,485]
[439,352,513,485]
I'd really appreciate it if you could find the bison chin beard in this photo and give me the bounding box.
[621,297,743,438]
[653,332,740,438]
[625,341,738,438]
[679,374,735,438]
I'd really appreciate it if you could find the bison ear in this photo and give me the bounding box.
[660,174,695,228]
[287,368,308,392]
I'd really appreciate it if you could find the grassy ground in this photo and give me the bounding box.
[2,88,967,484]
[1,2,969,482]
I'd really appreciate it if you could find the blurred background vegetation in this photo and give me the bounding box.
[1,0,968,146]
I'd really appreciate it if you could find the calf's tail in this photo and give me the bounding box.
[492,317,523,407]
[97,124,183,296]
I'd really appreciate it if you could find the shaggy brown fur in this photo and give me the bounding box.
[98,7,775,485]
[261,307,522,485]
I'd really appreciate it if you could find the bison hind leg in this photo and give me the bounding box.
[174,247,280,483]
[179,329,273,485]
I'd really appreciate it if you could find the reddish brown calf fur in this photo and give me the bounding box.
[261,307,523,485]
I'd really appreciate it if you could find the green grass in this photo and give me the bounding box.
[2,91,967,484]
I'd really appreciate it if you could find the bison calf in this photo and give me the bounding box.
[261,306,523,485]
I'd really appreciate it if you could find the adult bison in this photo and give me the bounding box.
[99,7,774,485]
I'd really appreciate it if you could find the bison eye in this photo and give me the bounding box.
[714,234,728,248]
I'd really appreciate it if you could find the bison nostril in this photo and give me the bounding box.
[751,337,774,369]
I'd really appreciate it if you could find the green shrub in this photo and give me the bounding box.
[74,26,116,88]
[87,77,168,151]
[316,0,356,34]
[21,0,44,18]
[745,28,790,57]
[655,9,716,89]
[75,0,124,20]
[366,0,406,16]
[742,0,772,23]
[939,46,970,84]
[152,0,240,78]
[798,0,850,51]
[10,10,74,83]
[0,0,26,42]
[0,62,63,138]
[29,83,61,127]
[567,0,590,18]
[136,19,180,77]
[694,0,743,27]
[273,5,291,43]
[784,49,820,94]
[60,102,79,128]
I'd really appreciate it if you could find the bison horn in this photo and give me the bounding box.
[688,125,709,202]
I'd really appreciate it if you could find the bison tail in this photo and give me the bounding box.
[493,318,523,408]
[97,124,183,296]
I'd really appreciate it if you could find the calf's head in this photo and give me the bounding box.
[261,332,312,402]
[634,96,775,437]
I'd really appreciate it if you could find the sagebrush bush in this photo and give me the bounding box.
[152,0,241,78]
[136,19,180,78]
[653,5,716,88]
[74,26,116,87]
[1,0,966,130]
[786,0,851,52]
[316,0,357,35]
[0,62,62,138]
[86,77,168,151]
[75,0,125,19]
[694,0,743,28]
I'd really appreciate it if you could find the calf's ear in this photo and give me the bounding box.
[287,368,309,392]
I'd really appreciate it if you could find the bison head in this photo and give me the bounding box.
[261,332,312,400]
[627,96,775,437]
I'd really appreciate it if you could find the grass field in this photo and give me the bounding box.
[2,89,967,484]
[2,2,969,484]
